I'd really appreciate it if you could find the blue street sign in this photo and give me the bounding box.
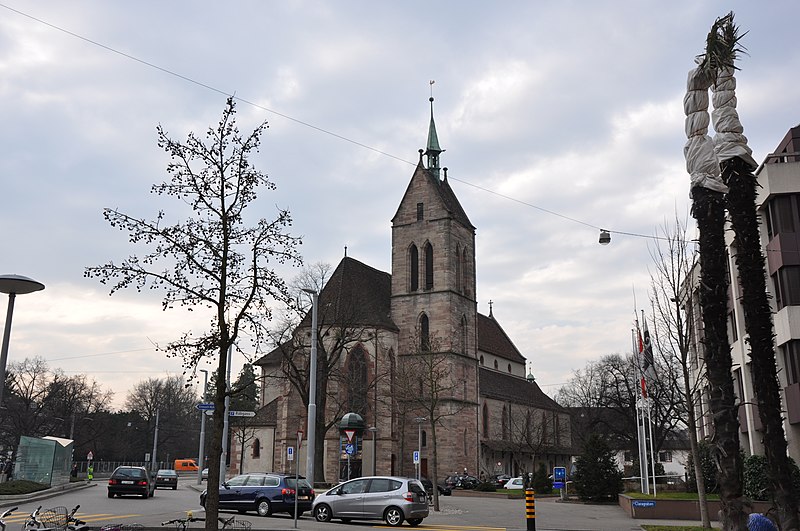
[413,450,420,464]
[553,466,566,481]
[632,500,656,508]
[345,443,355,456]
[553,481,565,489]
[287,446,294,461]
[196,403,214,411]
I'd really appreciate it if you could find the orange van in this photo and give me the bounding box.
[174,459,198,472]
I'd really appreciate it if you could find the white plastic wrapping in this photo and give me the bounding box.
[712,67,757,169]
[684,64,727,193]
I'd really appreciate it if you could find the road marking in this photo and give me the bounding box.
[374,526,505,531]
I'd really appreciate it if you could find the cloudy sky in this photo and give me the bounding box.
[1,1,797,409]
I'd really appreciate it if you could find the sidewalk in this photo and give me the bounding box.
[0,480,96,508]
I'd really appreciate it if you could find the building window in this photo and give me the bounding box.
[422,430,427,447]
[659,451,673,463]
[479,355,484,365]
[482,403,489,438]
[455,245,462,292]
[773,266,800,309]
[766,194,799,239]
[460,315,468,354]
[409,245,419,292]
[508,363,512,373]
[623,451,633,463]
[494,360,498,369]
[424,243,434,290]
[252,439,260,458]
[784,341,800,385]
[501,406,508,440]
[461,249,468,296]
[346,346,368,414]
[417,202,424,221]
[420,314,430,351]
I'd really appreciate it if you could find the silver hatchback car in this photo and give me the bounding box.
[312,476,428,527]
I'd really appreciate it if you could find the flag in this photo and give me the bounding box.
[641,316,655,379]
[635,322,648,398]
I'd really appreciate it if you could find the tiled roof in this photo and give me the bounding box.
[477,313,526,363]
[299,256,398,331]
[231,398,278,427]
[479,367,563,411]
[432,171,474,230]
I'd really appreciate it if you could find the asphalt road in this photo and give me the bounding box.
[0,477,703,531]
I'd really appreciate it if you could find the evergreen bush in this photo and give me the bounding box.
[531,463,553,494]
[572,433,623,501]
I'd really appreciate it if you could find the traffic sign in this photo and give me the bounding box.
[413,450,420,464]
[345,443,355,456]
[87,451,93,461]
[287,446,294,461]
[196,403,215,411]
[229,411,256,417]
[344,429,355,443]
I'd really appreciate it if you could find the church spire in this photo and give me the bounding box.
[425,83,444,179]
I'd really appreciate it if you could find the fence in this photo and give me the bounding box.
[73,461,173,477]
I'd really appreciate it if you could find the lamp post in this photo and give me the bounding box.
[197,369,208,484]
[302,289,318,486]
[0,274,45,407]
[414,416,426,480]
[368,426,378,475]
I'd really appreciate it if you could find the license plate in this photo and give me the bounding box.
[298,496,310,500]
[121,480,134,484]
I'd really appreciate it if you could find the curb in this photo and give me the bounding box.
[0,481,97,508]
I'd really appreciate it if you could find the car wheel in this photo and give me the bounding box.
[256,498,272,517]
[384,506,404,527]
[172,486,177,490]
[107,492,114,499]
[237,509,247,515]
[407,518,423,527]
[313,504,332,523]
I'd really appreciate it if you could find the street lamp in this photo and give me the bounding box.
[197,369,209,485]
[302,289,318,486]
[0,274,45,407]
[368,426,378,475]
[414,416,426,480]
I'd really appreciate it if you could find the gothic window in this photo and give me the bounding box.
[460,315,467,354]
[494,359,498,370]
[424,242,434,290]
[409,245,419,292]
[482,403,489,438]
[501,406,508,440]
[455,244,462,292]
[420,314,430,351]
[417,202,424,221]
[346,346,368,414]
[422,430,427,447]
[479,355,484,365]
[251,439,260,458]
[461,248,468,295]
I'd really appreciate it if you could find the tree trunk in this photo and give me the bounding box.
[430,420,440,512]
[684,360,712,528]
[723,157,800,530]
[691,185,748,530]
[204,353,227,531]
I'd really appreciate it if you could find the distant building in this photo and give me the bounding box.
[229,100,571,483]
[687,126,800,462]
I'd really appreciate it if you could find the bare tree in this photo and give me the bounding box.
[396,329,468,512]
[85,98,302,530]
[648,213,710,528]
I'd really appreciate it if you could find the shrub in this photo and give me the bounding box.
[686,440,718,494]
[743,454,800,501]
[0,480,48,495]
[531,463,553,494]
[573,433,623,501]
[474,481,498,492]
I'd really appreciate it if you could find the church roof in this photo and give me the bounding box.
[477,313,526,363]
[479,367,564,411]
[301,256,397,331]
[232,398,278,427]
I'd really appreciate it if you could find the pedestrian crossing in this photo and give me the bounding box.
[4,513,143,525]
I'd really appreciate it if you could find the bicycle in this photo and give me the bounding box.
[98,525,143,531]
[161,513,251,531]
[0,507,17,531]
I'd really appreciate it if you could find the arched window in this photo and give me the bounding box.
[422,430,427,447]
[460,315,468,354]
[461,248,468,295]
[455,244,462,293]
[502,406,508,440]
[482,403,489,438]
[479,355,484,365]
[420,314,430,351]
[494,359,498,370]
[424,242,434,290]
[409,245,419,291]
[346,346,368,414]
[251,439,260,458]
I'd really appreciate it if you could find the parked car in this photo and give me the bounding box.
[503,477,524,489]
[490,474,511,489]
[312,476,428,527]
[155,469,178,490]
[107,466,155,499]
[447,474,478,489]
[200,472,314,517]
[201,468,208,481]
[420,477,451,496]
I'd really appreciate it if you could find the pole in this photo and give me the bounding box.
[0,293,17,408]
[197,369,208,484]
[304,290,318,487]
[220,344,232,484]
[647,401,657,497]
[417,420,423,481]
[632,329,646,494]
[371,428,378,475]
[525,488,536,530]
[151,408,159,472]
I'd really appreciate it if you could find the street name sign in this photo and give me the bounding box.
[229,411,256,417]
[196,403,215,411]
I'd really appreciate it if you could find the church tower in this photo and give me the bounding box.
[390,97,480,476]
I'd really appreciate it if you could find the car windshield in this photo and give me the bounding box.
[285,477,312,489]
[157,470,176,476]
[115,468,144,478]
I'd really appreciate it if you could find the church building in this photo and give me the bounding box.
[229,99,572,485]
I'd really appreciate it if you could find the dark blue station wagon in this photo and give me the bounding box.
[201,473,315,517]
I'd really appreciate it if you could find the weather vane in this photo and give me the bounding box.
[429,80,435,98]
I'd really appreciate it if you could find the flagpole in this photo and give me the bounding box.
[631,328,643,493]
[647,403,657,497]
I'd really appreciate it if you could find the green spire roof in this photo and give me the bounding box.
[426,97,441,154]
